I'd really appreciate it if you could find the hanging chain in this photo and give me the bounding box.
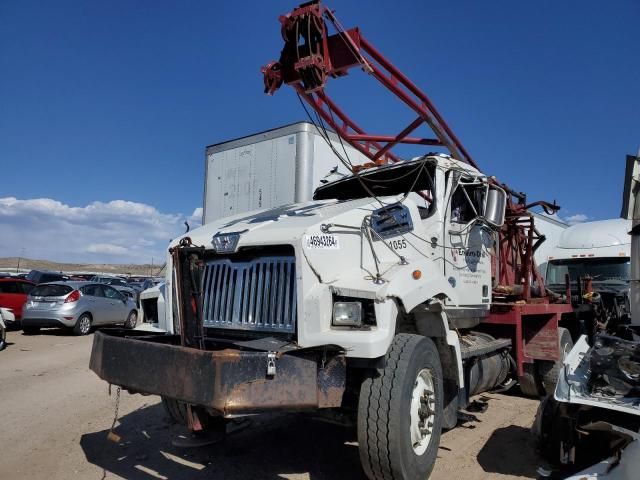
[106,385,122,442]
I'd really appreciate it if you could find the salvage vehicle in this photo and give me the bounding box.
[89,3,579,479]
[534,152,640,479]
[534,334,640,478]
[25,269,68,284]
[545,218,631,339]
[22,282,138,335]
[0,278,35,326]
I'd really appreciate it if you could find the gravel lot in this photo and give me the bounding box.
[0,329,543,479]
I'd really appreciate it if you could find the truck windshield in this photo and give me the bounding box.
[313,158,436,201]
[546,257,630,285]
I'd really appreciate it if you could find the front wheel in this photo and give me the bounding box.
[357,334,443,480]
[0,324,6,351]
[73,314,92,336]
[124,310,138,329]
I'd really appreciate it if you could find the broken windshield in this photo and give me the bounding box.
[313,158,436,202]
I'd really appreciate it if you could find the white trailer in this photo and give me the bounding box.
[531,212,568,279]
[203,122,370,224]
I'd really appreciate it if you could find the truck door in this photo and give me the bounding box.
[444,178,493,307]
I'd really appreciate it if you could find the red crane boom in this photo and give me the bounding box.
[262,0,476,169]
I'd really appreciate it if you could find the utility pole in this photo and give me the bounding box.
[16,247,25,273]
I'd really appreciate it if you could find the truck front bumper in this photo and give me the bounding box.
[89,330,346,416]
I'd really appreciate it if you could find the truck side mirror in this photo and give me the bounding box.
[483,185,507,228]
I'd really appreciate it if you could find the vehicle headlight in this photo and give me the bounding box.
[332,302,362,327]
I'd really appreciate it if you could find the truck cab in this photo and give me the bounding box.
[545,218,631,336]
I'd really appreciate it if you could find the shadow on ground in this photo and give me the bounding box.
[80,403,366,480]
[476,425,540,477]
[21,328,83,337]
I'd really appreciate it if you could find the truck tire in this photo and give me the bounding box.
[539,327,573,396]
[532,395,563,463]
[357,334,443,480]
[519,363,544,397]
[161,396,189,425]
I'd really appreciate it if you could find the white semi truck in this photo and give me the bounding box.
[91,154,575,479]
[545,218,632,338]
[90,3,577,479]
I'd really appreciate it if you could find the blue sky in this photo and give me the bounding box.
[1,0,638,263]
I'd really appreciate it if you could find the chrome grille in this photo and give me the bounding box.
[202,255,297,333]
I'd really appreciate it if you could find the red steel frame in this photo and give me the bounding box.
[262,1,476,169]
[263,1,571,372]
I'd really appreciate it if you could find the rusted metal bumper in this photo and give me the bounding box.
[89,330,346,416]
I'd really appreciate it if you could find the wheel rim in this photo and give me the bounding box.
[410,368,436,455]
[128,311,137,326]
[80,316,90,334]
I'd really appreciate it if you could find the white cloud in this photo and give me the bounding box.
[0,197,199,264]
[86,243,129,255]
[536,210,589,226]
[565,213,588,225]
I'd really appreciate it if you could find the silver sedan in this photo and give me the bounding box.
[22,281,138,335]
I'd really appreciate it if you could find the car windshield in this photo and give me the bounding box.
[313,158,436,201]
[546,257,630,285]
[30,284,73,297]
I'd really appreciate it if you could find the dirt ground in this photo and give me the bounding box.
[0,329,543,479]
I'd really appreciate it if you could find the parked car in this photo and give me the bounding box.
[91,275,139,304]
[0,278,35,325]
[25,270,68,284]
[21,282,138,335]
[70,273,95,281]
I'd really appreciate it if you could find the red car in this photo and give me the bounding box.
[0,278,35,324]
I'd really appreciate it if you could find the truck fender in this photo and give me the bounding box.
[386,274,460,313]
[410,301,463,430]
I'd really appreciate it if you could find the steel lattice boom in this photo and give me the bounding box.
[262,0,476,169]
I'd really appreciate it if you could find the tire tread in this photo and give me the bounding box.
[359,333,432,480]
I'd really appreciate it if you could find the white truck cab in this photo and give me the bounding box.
[545,218,631,289]
[90,153,569,480]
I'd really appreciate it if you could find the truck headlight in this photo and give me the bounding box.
[332,302,362,327]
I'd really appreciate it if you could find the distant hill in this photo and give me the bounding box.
[0,257,165,277]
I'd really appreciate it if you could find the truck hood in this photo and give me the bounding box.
[174,198,380,249]
[171,196,426,288]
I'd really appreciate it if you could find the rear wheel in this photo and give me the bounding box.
[0,324,6,351]
[357,334,443,480]
[539,327,573,395]
[124,310,138,329]
[161,396,189,425]
[73,313,92,336]
[519,362,544,397]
